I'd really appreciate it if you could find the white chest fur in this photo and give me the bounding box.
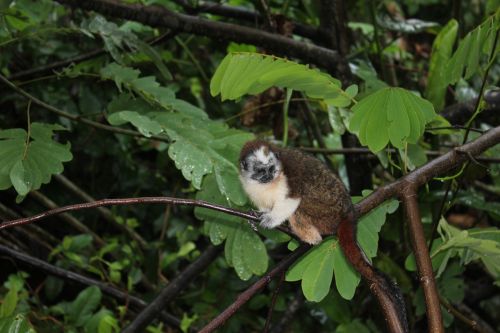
[240,173,290,210]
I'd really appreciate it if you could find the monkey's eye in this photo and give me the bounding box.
[269,165,276,173]
[241,160,248,170]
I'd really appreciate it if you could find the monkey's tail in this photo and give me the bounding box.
[337,213,409,333]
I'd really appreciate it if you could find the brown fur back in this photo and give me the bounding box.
[277,146,352,235]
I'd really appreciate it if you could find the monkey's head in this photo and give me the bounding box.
[239,140,282,184]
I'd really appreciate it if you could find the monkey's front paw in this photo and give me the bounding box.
[259,213,278,229]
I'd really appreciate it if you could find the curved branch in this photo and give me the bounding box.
[54,0,342,71]
[0,196,256,230]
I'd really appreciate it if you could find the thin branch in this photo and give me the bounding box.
[28,190,105,247]
[0,196,257,230]
[7,30,177,81]
[269,290,304,333]
[439,295,495,333]
[300,147,500,163]
[263,272,285,333]
[198,244,310,333]
[0,244,188,331]
[402,186,443,333]
[122,244,222,333]
[53,174,148,249]
[54,0,342,71]
[0,74,170,142]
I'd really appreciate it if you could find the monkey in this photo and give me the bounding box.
[239,140,408,333]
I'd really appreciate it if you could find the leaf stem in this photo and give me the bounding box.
[22,100,32,160]
[282,89,292,146]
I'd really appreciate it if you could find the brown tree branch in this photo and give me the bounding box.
[54,0,342,71]
[0,196,256,230]
[402,187,443,333]
[198,244,310,333]
[53,174,148,249]
[300,147,500,163]
[1,126,499,332]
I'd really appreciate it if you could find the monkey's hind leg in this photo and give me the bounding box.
[289,214,322,245]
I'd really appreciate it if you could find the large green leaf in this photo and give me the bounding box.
[445,10,500,84]
[104,74,252,203]
[210,52,356,108]
[0,123,72,196]
[286,195,399,301]
[195,175,268,280]
[426,19,458,111]
[349,87,436,152]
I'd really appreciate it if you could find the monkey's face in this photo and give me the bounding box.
[240,146,282,184]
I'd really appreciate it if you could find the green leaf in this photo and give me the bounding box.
[210,52,355,108]
[0,314,35,333]
[287,195,398,301]
[0,123,72,196]
[0,289,18,317]
[195,175,268,279]
[68,286,102,327]
[426,19,458,111]
[349,87,436,152]
[445,11,500,84]
[301,240,335,302]
[335,319,371,333]
[85,308,119,333]
[107,111,163,137]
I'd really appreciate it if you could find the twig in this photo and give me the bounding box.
[0,196,257,230]
[263,272,285,333]
[0,74,170,142]
[8,30,177,81]
[0,244,189,331]
[122,244,222,333]
[198,244,310,333]
[269,290,304,333]
[300,147,500,163]
[439,295,495,333]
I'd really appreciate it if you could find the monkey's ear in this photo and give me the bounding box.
[240,159,248,171]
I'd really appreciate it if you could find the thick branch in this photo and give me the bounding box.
[402,187,443,333]
[54,0,342,71]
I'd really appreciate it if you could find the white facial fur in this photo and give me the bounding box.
[240,146,300,229]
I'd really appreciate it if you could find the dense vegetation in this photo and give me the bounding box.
[0,0,499,332]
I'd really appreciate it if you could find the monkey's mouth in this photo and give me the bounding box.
[253,174,274,183]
